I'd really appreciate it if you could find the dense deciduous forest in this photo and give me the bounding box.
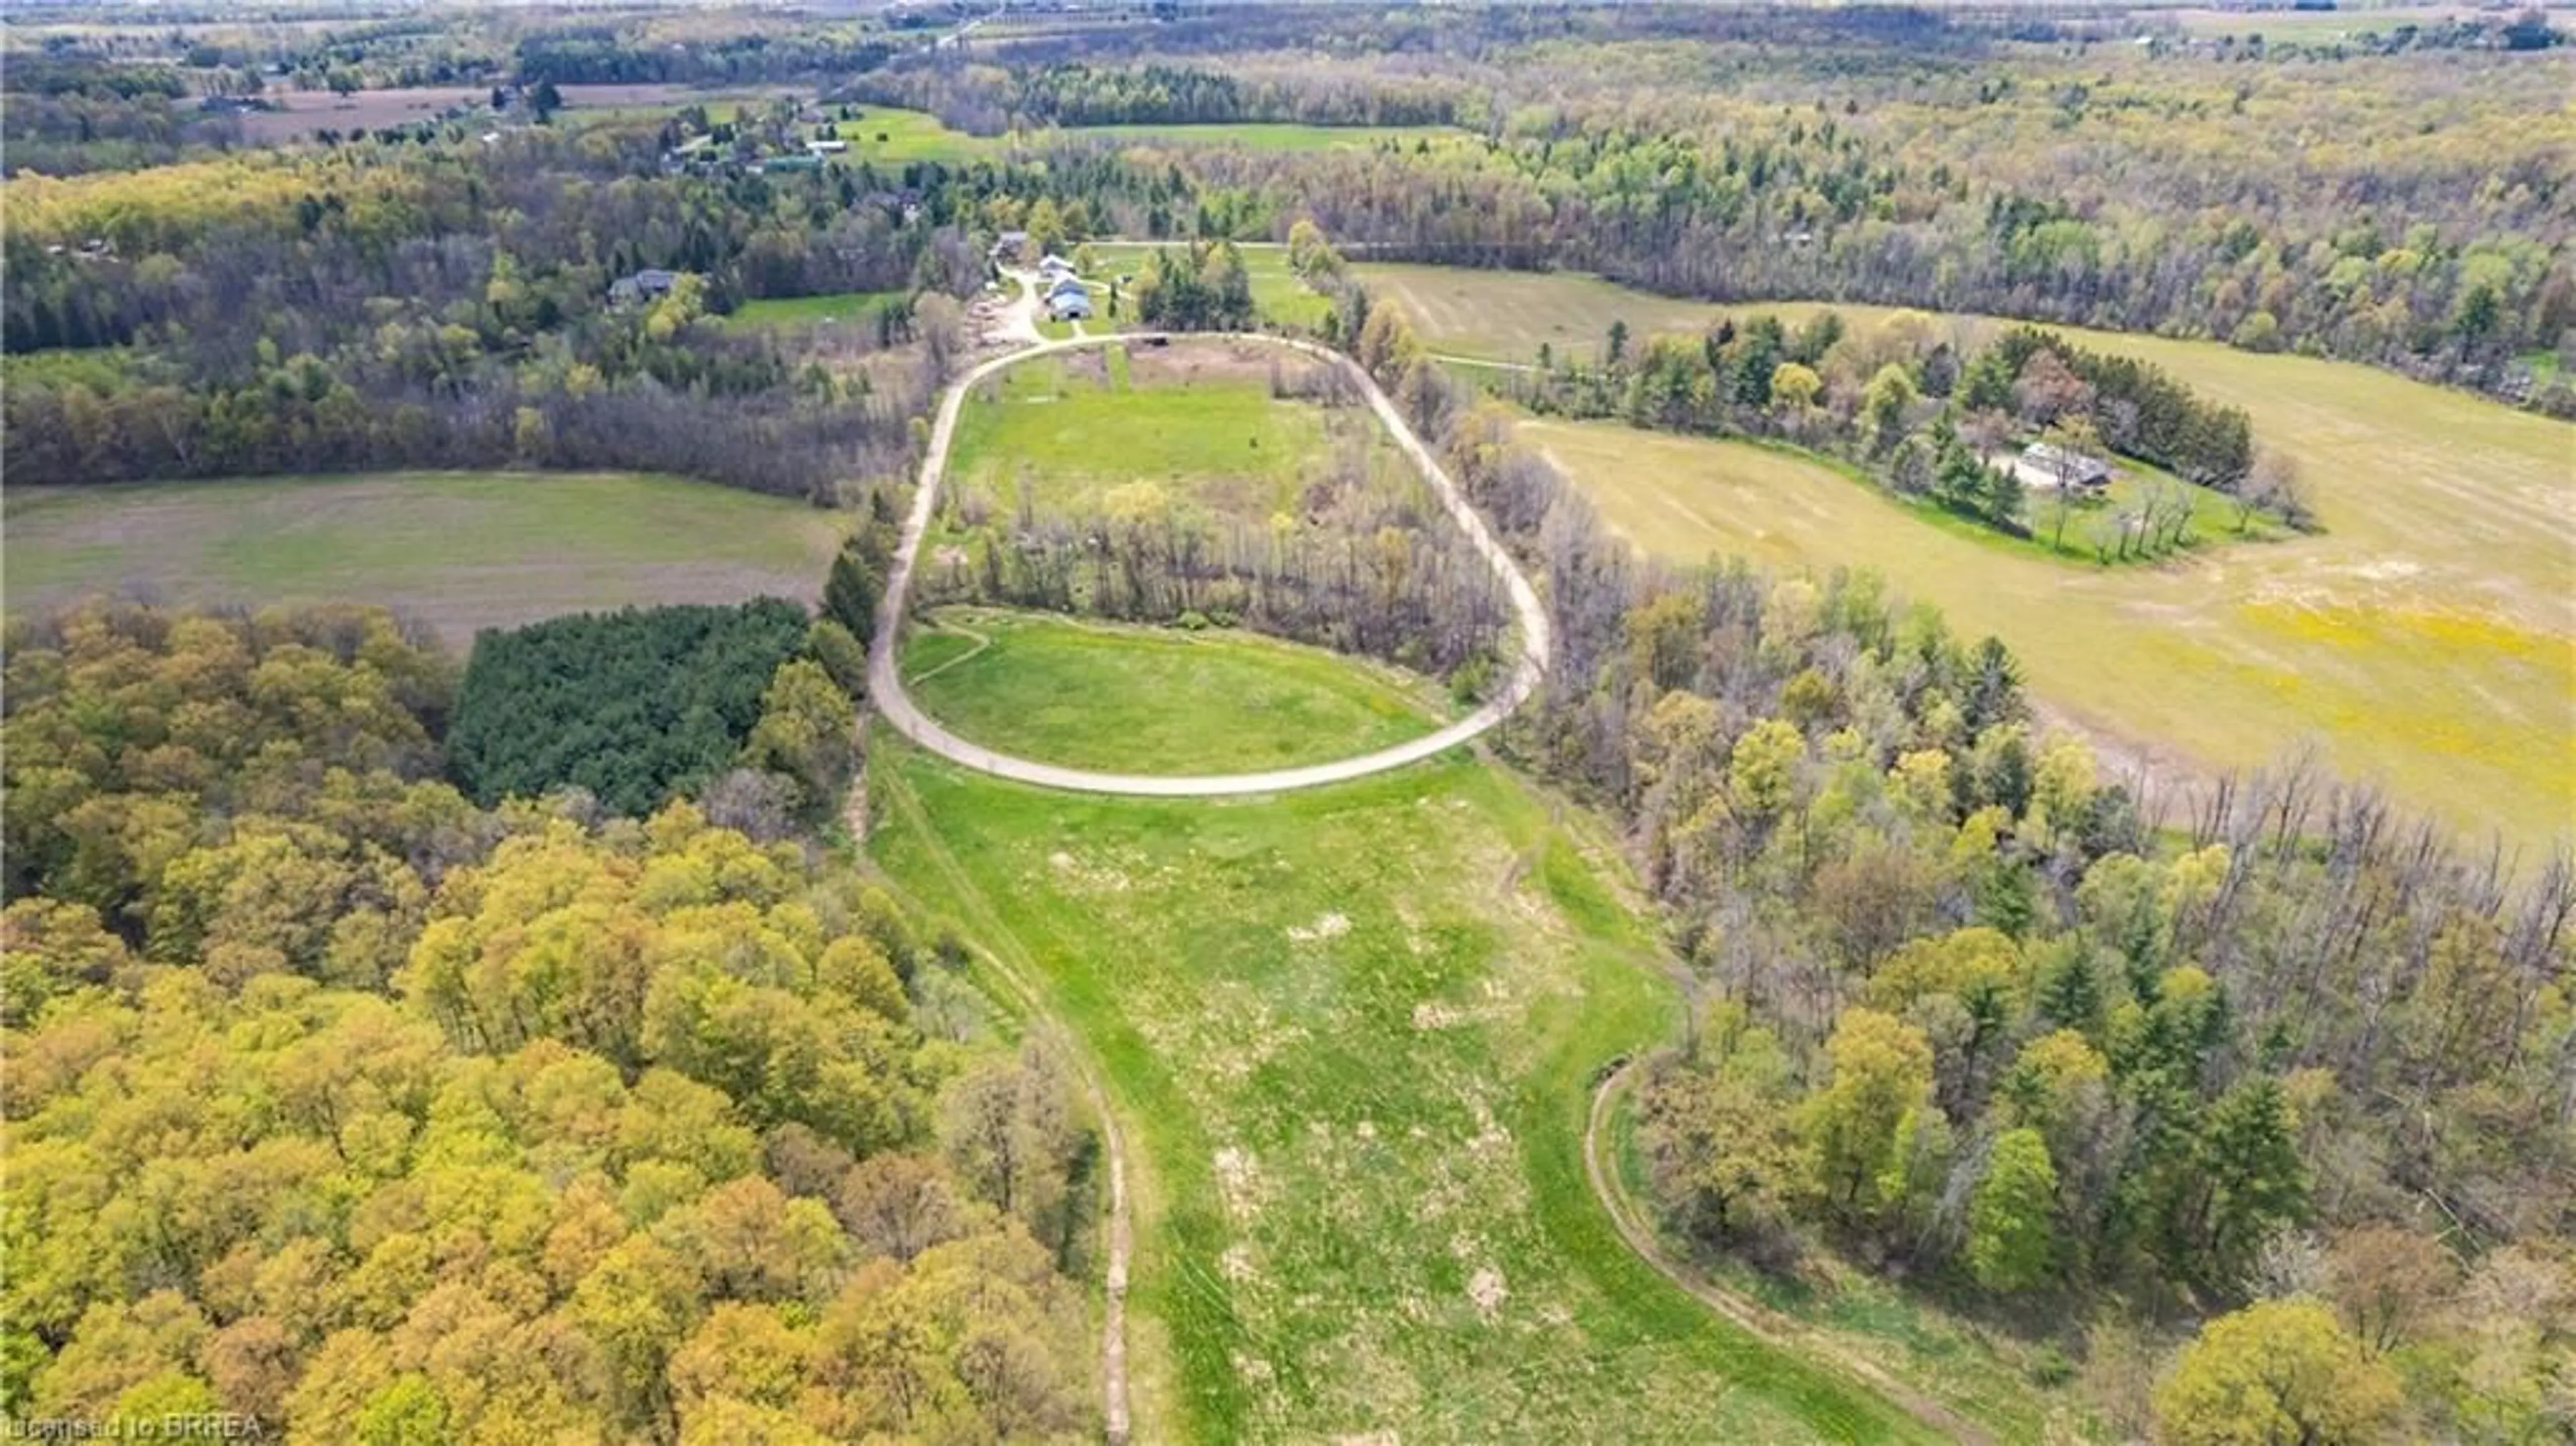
[0,601,1099,1438]
[4,4,2571,1440]
[3,121,988,499]
[861,9,2573,407]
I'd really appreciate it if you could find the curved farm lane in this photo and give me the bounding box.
[864,291,1552,798]
[1585,1057,1998,1446]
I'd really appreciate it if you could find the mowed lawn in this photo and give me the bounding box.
[3,471,845,646]
[1358,263,2576,850]
[943,340,1403,525]
[868,739,1943,1445]
[900,608,1448,773]
[722,289,904,330]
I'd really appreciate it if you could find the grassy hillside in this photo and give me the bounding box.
[901,608,1450,773]
[868,735,1946,1445]
[1356,263,2576,849]
[3,471,845,645]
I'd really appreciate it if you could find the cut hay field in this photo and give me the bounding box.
[868,735,1950,1445]
[1355,263,2576,850]
[3,471,845,646]
[900,607,1450,774]
[943,338,1406,526]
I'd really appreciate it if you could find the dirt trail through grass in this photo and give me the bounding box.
[871,745,1949,1444]
[1585,1058,1998,1446]
[867,763,1137,1443]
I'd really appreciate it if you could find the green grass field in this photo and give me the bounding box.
[1365,258,2576,847]
[869,735,1943,1444]
[722,289,904,330]
[900,608,1449,773]
[832,105,993,163]
[3,471,845,646]
[944,340,1403,527]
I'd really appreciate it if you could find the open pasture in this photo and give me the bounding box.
[3,471,844,647]
[833,105,995,164]
[869,739,1945,1444]
[1363,263,2574,848]
[900,607,1449,774]
[943,338,1405,527]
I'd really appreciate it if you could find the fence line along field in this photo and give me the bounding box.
[3,470,847,647]
[1356,262,2576,850]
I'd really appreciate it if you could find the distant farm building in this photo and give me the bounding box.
[807,138,849,154]
[990,229,1029,260]
[1048,285,1095,321]
[2011,442,2114,494]
[1038,254,1075,280]
[608,268,680,305]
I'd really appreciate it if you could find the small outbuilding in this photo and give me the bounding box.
[608,268,680,305]
[989,229,1030,261]
[2011,442,2113,494]
[1048,288,1094,321]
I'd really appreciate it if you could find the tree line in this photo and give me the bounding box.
[1493,303,2286,557]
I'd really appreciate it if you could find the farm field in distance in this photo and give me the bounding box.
[868,735,1953,1445]
[1357,262,2576,850]
[2,471,846,646]
[236,83,792,142]
[900,607,1450,774]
